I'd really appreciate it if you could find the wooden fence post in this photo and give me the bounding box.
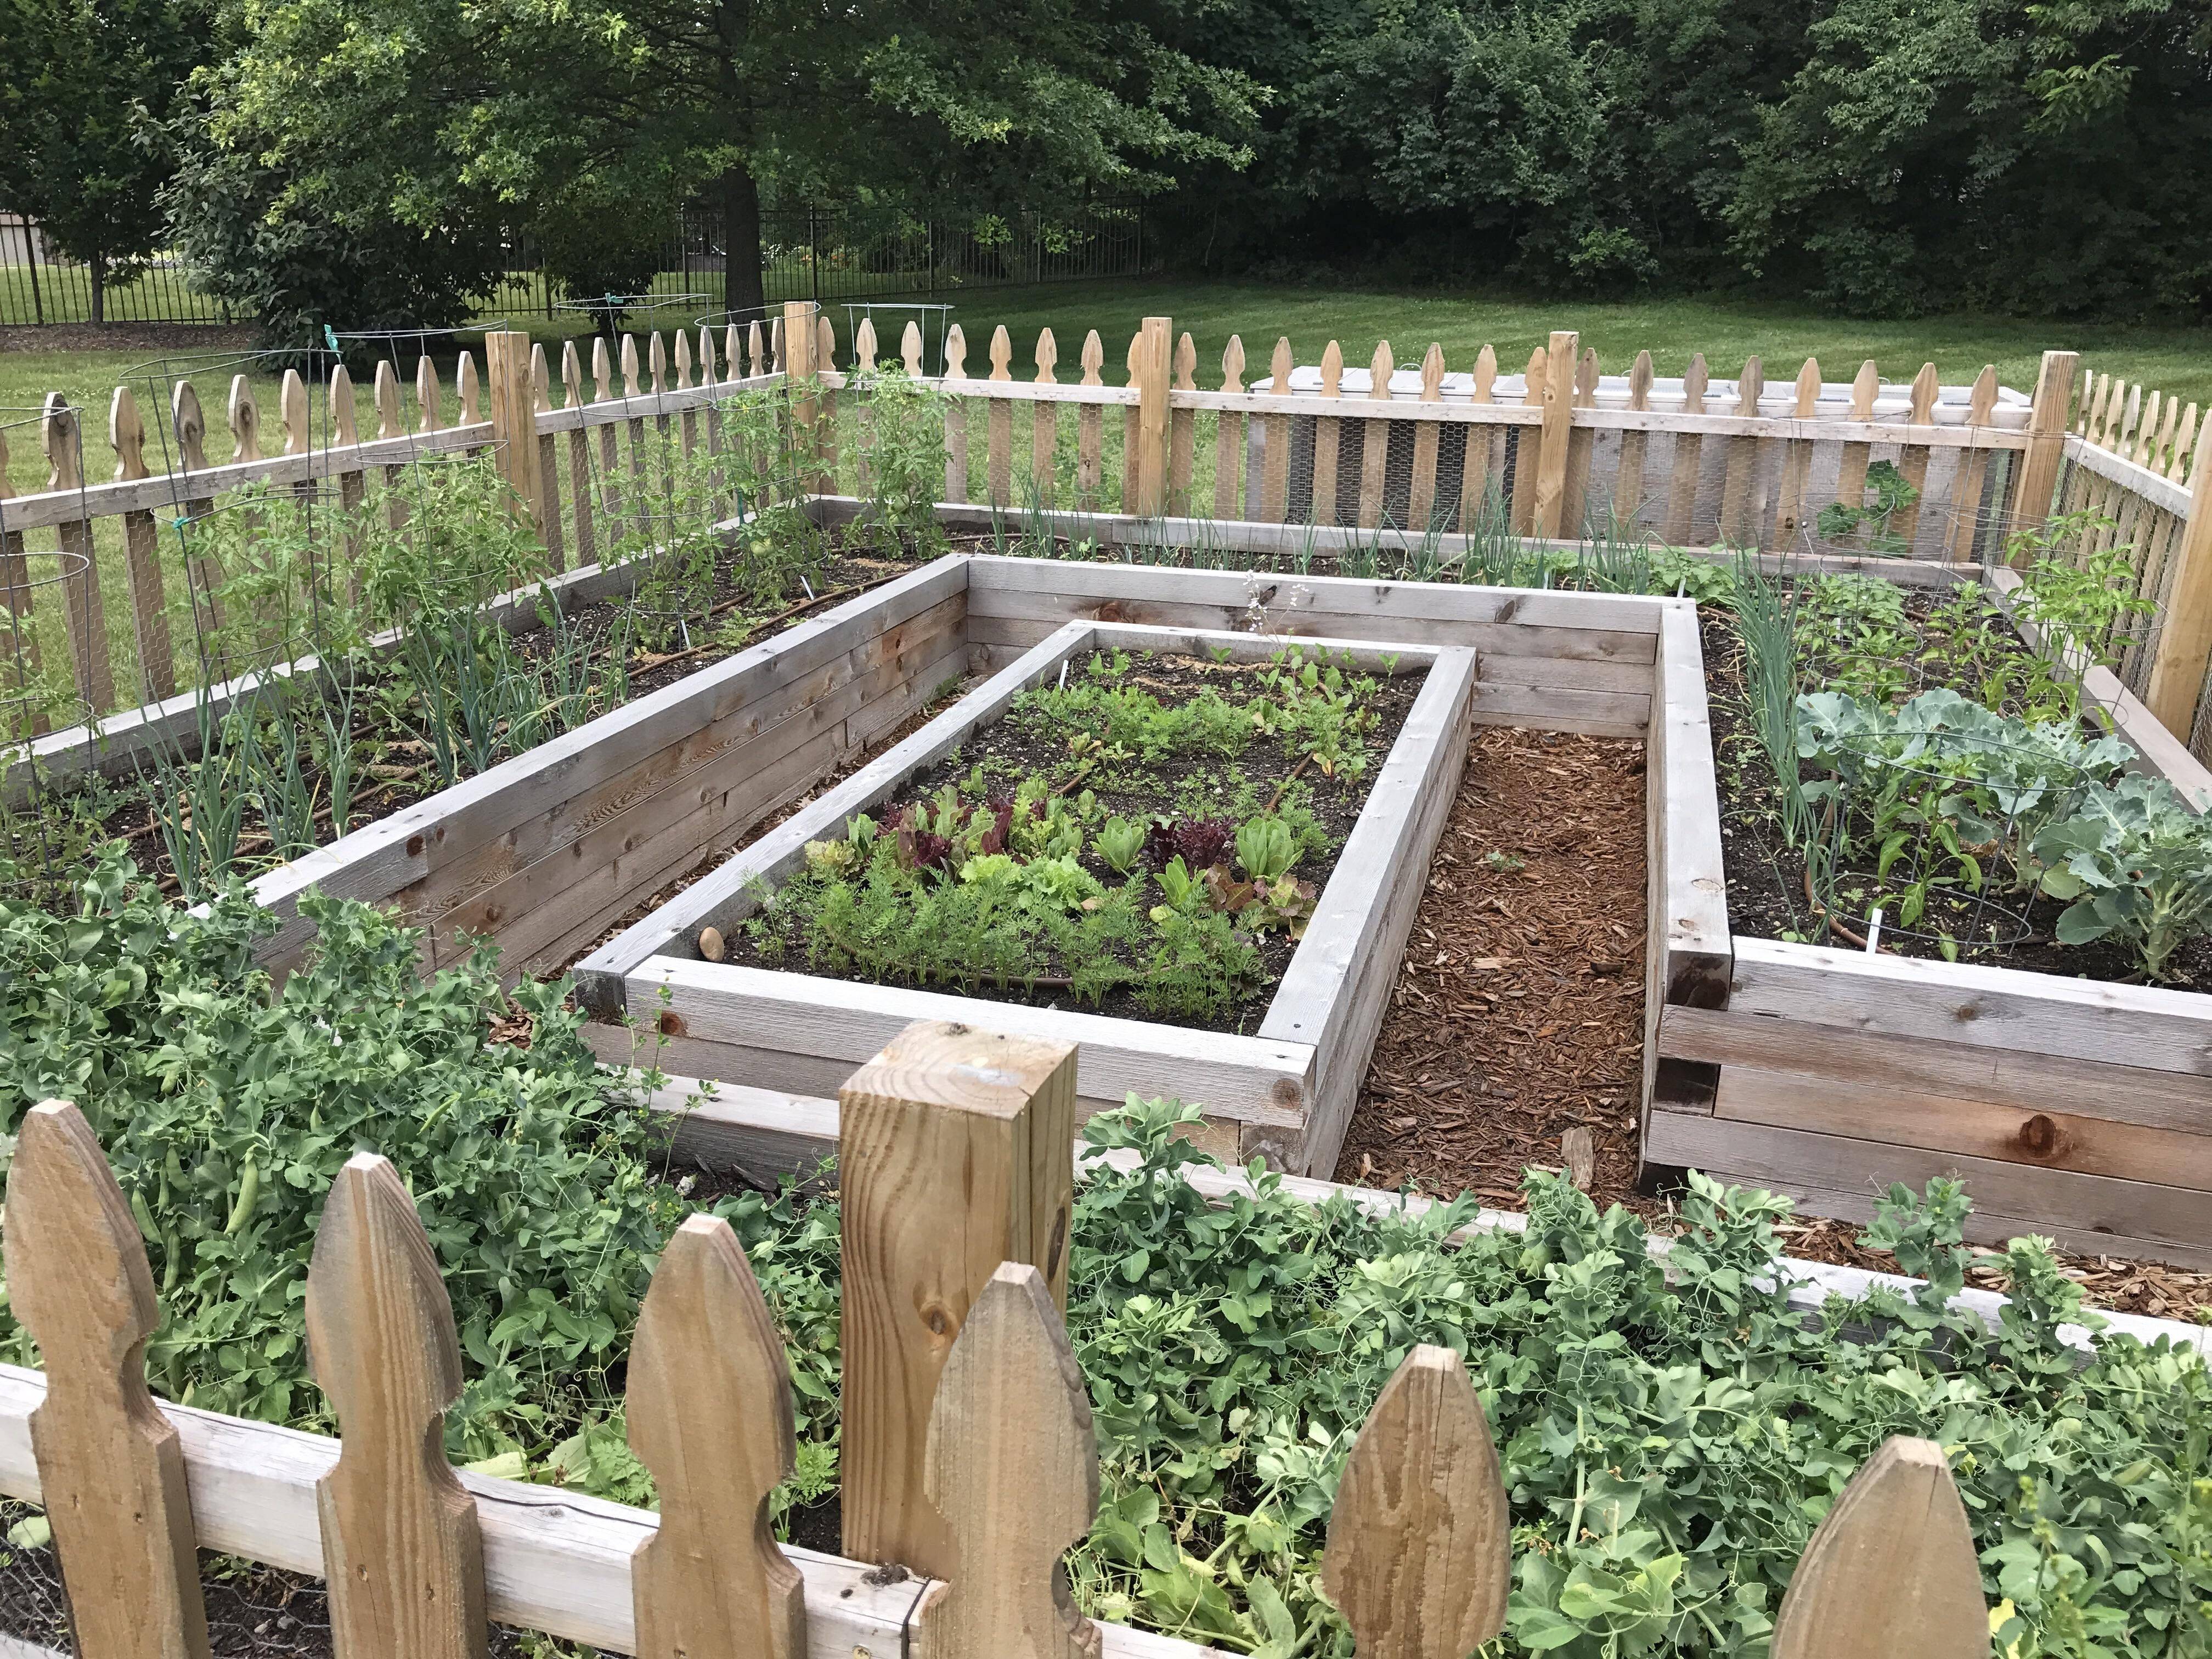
[2143,419,2212,735]
[484,330,545,541]
[1770,1437,1987,1659]
[910,1263,1099,1659]
[3,1101,212,1659]
[784,301,819,472]
[1322,1345,1508,1659]
[1134,315,1172,517]
[837,1020,1079,1576]
[627,1214,805,1659]
[1531,329,1579,539]
[2013,349,2081,544]
[307,1153,487,1659]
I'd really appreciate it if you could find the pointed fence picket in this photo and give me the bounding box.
[0,1023,1999,1659]
[13,310,2212,765]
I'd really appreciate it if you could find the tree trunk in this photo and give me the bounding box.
[89,252,105,326]
[721,166,765,317]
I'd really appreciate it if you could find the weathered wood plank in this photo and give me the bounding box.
[840,1024,1078,1578]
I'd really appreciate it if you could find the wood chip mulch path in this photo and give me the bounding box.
[1330,724,2212,1325]
[1334,726,1650,1207]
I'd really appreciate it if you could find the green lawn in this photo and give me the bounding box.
[8,276,2212,500]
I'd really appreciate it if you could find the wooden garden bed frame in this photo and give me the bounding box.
[574,618,1477,1173]
[10,304,2207,1255]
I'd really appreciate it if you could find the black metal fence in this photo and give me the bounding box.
[0,214,236,326]
[2,200,1155,329]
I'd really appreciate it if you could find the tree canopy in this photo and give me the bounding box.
[163,0,1262,338]
[0,0,210,321]
[12,0,2212,329]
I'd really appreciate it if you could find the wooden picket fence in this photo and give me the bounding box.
[0,1020,1994,1659]
[6,307,2211,763]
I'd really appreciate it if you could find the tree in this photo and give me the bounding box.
[177,0,1262,326]
[0,0,210,323]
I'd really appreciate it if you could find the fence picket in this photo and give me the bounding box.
[986,326,1015,508]
[457,351,482,428]
[816,316,839,492]
[1261,337,1293,523]
[1530,332,1578,538]
[1509,345,1547,534]
[329,364,365,596]
[1034,328,1061,505]
[1077,331,1105,509]
[1322,1345,1507,1659]
[1120,332,1142,516]
[1608,349,1654,530]
[531,345,565,569]
[1774,358,1821,546]
[1561,345,1599,537]
[3,1100,211,1659]
[1212,335,1246,520]
[627,1215,805,1659]
[1661,352,1706,545]
[1407,343,1444,531]
[910,1263,1099,1659]
[675,330,698,467]
[43,394,114,710]
[1170,331,1198,516]
[1358,340,1393,529]
[1942,365,1999,561]
[1313,340,1344,527]
[1769,1437,1987,1658]
[307,1153,486,1659]
[698,326,729,519]
[0,425,46,730]
[902,320,924,377]
[1892,362,1938,546]
[415,355,443,436]
[1718,356,1764,546]
[561,342,596,565]
[621,336,650,543]
[944,325,970,503]
[853,318,881,496]
[2171,404,2199,484]
[837,1020,1079,1577]
[109,387,174,701]
[1833,360,1879,541]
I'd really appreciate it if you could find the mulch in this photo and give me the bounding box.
[1333,726,1650,1205]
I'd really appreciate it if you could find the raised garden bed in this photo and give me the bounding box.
[577,619,1477,1172]
[1647,556,2212,1268]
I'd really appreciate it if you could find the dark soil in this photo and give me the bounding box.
[0,1498,603,1659]
[1706,601,2212,990]
[720,651,1420,1036]
[1333,726,1650,1205]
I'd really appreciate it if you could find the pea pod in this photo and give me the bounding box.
[224,1159,260,1236]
